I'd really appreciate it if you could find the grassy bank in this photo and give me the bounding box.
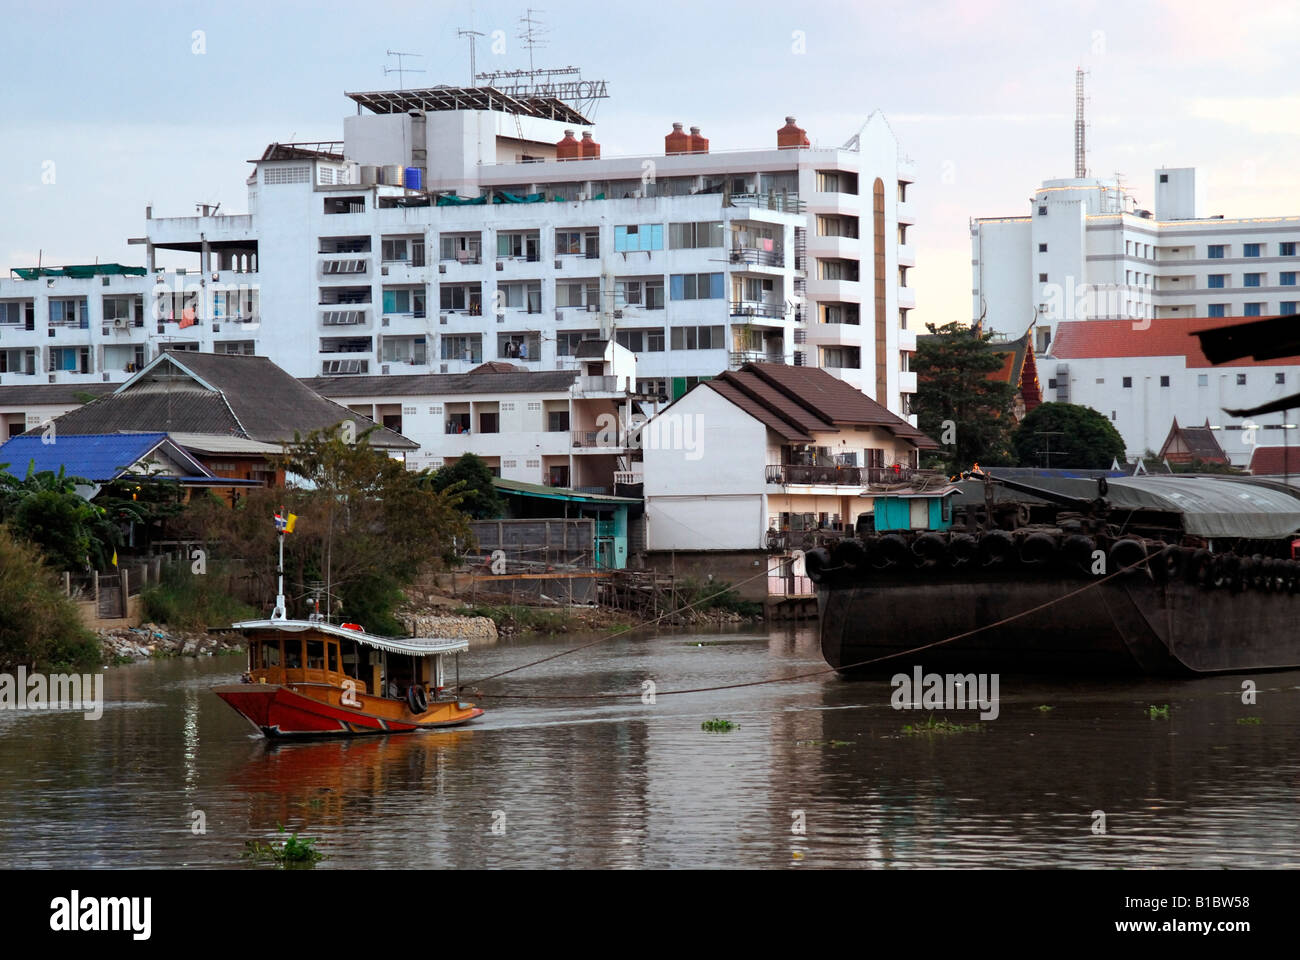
[141,565,258,634]
[0,525,100,670]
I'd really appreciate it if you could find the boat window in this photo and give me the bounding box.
[260,641,281,668]
[248,641,258,669]
[327,642,340,673]
[306,639,326,670]
[284,640,303,669]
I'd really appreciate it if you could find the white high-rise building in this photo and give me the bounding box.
[0,86,918,421]
[972,166,1300,353]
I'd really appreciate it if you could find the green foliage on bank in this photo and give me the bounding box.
[0,525,100,670]
[141,563,257,633]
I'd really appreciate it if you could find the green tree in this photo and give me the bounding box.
[176,426,472,633]
[912,322,1017,473]
[1011,402,1126,468]
[421,452,504,519]
[0,524,100,669]
[0,463,118,570]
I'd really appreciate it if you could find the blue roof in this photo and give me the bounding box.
[0,432,173,483]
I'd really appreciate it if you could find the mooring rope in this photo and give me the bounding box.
[458,554,1153,701]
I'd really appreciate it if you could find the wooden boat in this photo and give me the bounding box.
[214,511,483,738]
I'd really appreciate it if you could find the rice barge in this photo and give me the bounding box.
[806,472,1300,676]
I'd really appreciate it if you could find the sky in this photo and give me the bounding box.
[2,0,1299,327]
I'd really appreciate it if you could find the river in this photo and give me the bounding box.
[2,623,1297,868]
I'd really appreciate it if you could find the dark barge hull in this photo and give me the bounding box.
[818,570,1300,677]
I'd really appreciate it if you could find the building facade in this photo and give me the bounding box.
[0,89,918,423]
[972,167,1300,353]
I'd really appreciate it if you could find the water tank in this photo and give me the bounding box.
[665,122,690,155]
[777,116,810,149]
[359,165,380,185]
[579,131,601,159]
[382,164,404,186]
[556,129,581,160]
[688,126,709,154]
[404,166,423,190]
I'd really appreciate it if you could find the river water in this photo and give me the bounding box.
[2,623,1298,869]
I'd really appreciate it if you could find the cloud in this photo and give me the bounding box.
[1186,96,1300,136]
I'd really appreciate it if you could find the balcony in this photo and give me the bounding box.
[730,300,787,320]
[576,374,619,393]
[729,350,785,369]
[613,470,643,485]
[572,428,627,449]
[898,370,918,393]
[728,247,785,269]
[729,193,805,214]
[766,464,914,486]
[898,328,917,352]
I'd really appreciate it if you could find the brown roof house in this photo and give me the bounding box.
[641,362,937,562]
[1158,418,1229,466]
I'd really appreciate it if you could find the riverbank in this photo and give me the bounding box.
[97,623,244,664]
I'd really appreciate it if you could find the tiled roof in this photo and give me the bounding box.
[301,369,579,398]
[1248,446,1300,475]
[987,330,1043,412]
[1158,418,1228,463]
[0,432,202,483]
[1051,316,1300,368]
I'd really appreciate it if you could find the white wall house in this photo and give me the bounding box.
[973,167,1300,354]
[642,363,934,552]
[1047,316,1300,464]
[1,87,917,422]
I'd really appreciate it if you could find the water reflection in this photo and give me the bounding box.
[0,631,1296,868]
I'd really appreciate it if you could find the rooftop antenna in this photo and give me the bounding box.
[384,50,425,90]
[518,8,549,77]
[457,28,485,87]
[1074,67,1088,178]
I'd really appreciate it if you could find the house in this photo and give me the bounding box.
[640,362,935,597]
[1247,446,1300,475]
[492,477,638,570]
[0,383,113,439]
[1158,417,1229,465]
[26,350,414,492]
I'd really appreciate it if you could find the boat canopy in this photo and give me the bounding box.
[971,474,1300,539]
[232,619,471,656]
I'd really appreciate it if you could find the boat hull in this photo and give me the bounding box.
[213,683,484,738]
[819,567,1300,677]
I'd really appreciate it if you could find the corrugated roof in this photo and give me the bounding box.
[1051,316,1300,368]
[346,86,591,125]
[492,476,639,504]
[573,339,608,359]
[0,383,114,405]
[167,433,285,456]
[0,432,203,483]
[302,369,578,398]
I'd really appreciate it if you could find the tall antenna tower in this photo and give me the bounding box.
[1074,67,1087,178]
[457,29,484,87]
[518,9,549,76]
[384,50,425,90]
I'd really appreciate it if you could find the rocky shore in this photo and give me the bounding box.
[98,623,243,663]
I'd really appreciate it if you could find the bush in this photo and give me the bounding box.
[0,524,100,670]
[142,562,257,633]
[672,577,762,617]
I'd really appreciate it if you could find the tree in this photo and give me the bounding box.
[0,463,119,570]
[421,452,504,519]
[0,524,100,669]
[911,322,1017,473]
[177,426,471,633]
[1011,402,1126,469]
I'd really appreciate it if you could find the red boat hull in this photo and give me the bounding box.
[214,684,484,738]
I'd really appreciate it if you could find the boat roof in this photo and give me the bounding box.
[232,618,470,656]
[972,474,1300,539]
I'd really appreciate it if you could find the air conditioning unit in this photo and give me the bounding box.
[496,261,504,271]
[48,374,56,383]
[439,315,448,325]
[613,309,624,319]
[438,264,447,274]
[586,303,598,313]
[382,364,390,374]
[554,259,562,269]
[212,323,220,332]
[102,372,110,381]
[381,266,389,276]
[440,363,449,373]
[382,317,390,326]
[555,310,564,322]
[114,318,128,329]
[496,313,505,323]
[101,326,110,336]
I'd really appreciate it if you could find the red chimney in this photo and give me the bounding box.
[579,131,601,158]
[688,125,709,154]
[556,129,580,160]
[665,122,690,155]
[777,116,810,149]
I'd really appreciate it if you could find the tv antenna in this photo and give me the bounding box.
[457,29,485,87]
[384,50,425,90]
[1035,430,1065,469]
[518,9,549,76]
[1074,67,1089,178]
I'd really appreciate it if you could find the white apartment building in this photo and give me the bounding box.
[1047,315,1300,464]
[0,86,918,422]
[302,340,640,491]
[973,167,1300,353]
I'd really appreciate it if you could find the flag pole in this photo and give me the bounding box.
[272,510,287,620]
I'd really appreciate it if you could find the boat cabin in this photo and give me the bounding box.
[869,486,960,534]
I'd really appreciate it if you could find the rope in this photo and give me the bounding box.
[460,553,1152,701]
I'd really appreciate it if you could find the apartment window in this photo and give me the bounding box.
[1208,274,1226,288]
[614,224,664,252]
[381,239,410,262]
[497,231,541,260]
[1038,273,1048,283]
[1277,372,1287,385]
[1160,375,1170,387]
[1244,243,1262,258]
[1122,376,1132,388]
[547,410,570,432]
[814,215,859,239]
[1197,374,1208,386]
[1282,301,1298,315]
[1282,242,1297,257]
[668,221,724,249]
[615,328,664,353]
[669,325,724,350]
[555,229,600,257]
[1208,303,1227,318]
[1244,273,1263,287]
[1244,303,1263,316]
[817,170,859,194]
[47,346,90,373]
[897,181,909,202]
[440,235,481,262]
[818,259,860,281]
[1159,173,1169,183]
[1037,205,1047,216]
[1208,244,1226,259]
[556,280,600,308]
[616,278,665,310]
[1038,243,1047,253]
[821,346,861,369]
[1047,378,1057,389]
[669,273,724,300]
[265,165,311,185]
[323,196,365,214]
[1237,373,1247,385]
[439,285,481,312]
[0,301,33,326]
[498,281,542,313]
[440,335,482,362]
[49,299,89,327]
[556,329,599,356]
[215,340,256,356]
[1281,272,1296,286]
[381,337,427,364]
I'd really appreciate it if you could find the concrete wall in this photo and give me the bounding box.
[635,549,771,601]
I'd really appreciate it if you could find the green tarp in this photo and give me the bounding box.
[12,264,147,280]
[435,194,488,206]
